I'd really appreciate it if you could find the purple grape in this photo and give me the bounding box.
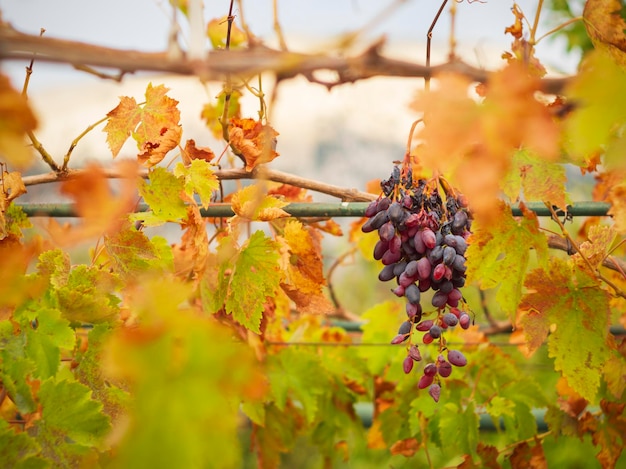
[408,345,422,361]
[381,249,402,265]
[429,383,441,403]
[413,231,426,254]
[398,321,412,335]
[378,222,395,242]
[392,285,405,297]
[452,254,466,272]
[388,235,402,255]
[452,210,468,233]
[393,261,408,277]
[439,280,453,294]
[442,312,459,327]
[362,210,389,233]
[403,356,414,374]
[378,264,396,282]
[391,334,407,344]
[432,291,448,308]
[453,236,467,255]
[429,324,442,339]
[438,359,452,378]
[448,350,467,367]
[378,197,391,212]
[443,246,457,265]
[423,363,438,377]
[433,263,446,281]
[364,199,379,217]
[399,272,414,287]
[416,320,434,332]
[428,245,444,265]
[448,289,462,302]
[417,257,431,280]
[405,284,421,305]
[421,228,437,249]
[418,374,434,389]
[388,202,405,225]
[373,239,389,260]
[459,313,471,329]
[405,260,419,277]
[418,277,431,292]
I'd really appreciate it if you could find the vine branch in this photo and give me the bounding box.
[0,24,570,94]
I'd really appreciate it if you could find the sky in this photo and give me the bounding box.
[0,1,583,193]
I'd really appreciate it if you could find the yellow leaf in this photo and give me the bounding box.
[207,16,247,49]
[584,0,626,68]
[573,224,616,272]
[0,74,38,169]
[228,118,279,171]
[231,184,289,221]
[2,170,27,202]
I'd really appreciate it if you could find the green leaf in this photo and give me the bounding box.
[565,50,626,168]
[466,201,549,319]
[267,347,329,424]
[37,379,111,447]
[173,159,219,209]
[358,301,404,375]
[23,307,75,379]
[0,419,46,469]
[438,401,479,458]
[0,320,37,413]
[219,231,281,333]
[4,202,32,239]
[36,249,70,289]
[502,149,570,209]
[135,167,187,225]
[520,257,611,401]
[55,265,121,324]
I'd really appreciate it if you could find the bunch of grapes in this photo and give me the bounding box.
[361,165,472,403]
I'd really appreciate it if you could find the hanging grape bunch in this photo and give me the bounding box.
[361,164,472,403]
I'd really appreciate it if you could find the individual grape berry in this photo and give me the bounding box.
[416,320,434,332]
[388,202,405,225]
[373,239,389,260]
[459,312,471,329]
[392,285,405,297]
[429,383,441,403]
[388,235,402,255]
[381,248,402,265]
[439,280,453,294]
[378,264,395,282]
[408,345,422,361]
[361,210,389,233]
[418,374,434,389]
[422,332,434,344]
[365,199,379,217]
[448,289,462,303]
[416,257,431,280]
[399,272,414,288]
[431,291,448,308]
[437,359,452,378]
[453,236,467,255]
[442,312,459,327]
[443,246,457,265]
[403,356,414,374]
[452,210,468,233]
[429,324,442,339]
[421,228,437,249]
[398,321,412,336]
[413,231,426,254]
[452,255,466,272]
[432,263,446,281]
[447,350,467,367]
[378,222,396,242]
[391,334,408,344]
[423,363,438,377]
[404,260,419,278]
[393,261,408,277]
[405,284,421,305]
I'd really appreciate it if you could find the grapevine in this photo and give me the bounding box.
[362,162,472,402]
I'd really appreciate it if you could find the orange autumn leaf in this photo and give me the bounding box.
[2,170,27,202]
[172,205,209,277]
[608,182,626,234]
[48,161,139,245]
[104,83,182,167]
[181,139,215,165]
[228,118,279,171]
[572,224,616,272]
[390,438,419,457]
[0,74,38,169]
[231,184,289,221]
[504,4,524,39]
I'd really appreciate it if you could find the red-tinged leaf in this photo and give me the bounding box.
[172,205,209,277]
[590,401,626,468]
[509,439,547,469]
[503,149,569,210]
[603,338,626,399]
[276,220,332,314]
[173,159,219,210]
[519,257,611,401]
[476,443,501,469]
[466,201,549,319]
[231,184,289,221]
[0,74,38,168]
[389,437,419,457]
[104,96,141,157]
[180,138,215,165]
[137,125,182,167]
[228,118,279,171]
[572,224,616,272]
[583,0,626,67]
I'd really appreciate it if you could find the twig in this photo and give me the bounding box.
[72,64,126,81]
[0,24,571,94]
[62,116,108,171]
[20,166,377,202]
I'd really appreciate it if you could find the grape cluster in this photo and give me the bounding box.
[362,165,472,403]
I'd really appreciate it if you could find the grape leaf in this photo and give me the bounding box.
[37,379,111,447]
[105,222,173,279]
[228,118,279,171]
[583,0,626,67]
[572,224,616,272]
[608,182,626,234]
[358,301,404,375]
[172,205,209,276]
[0,419,44,469]
[0,74,38,169]
[268,347,330,424]
[207,16,247,49]
[1,201,32,241]
[564,50,626,168]
[173,159,219,209]
[438,401,479,458]
[231,184,289,221]
[212,231,282,333]
[466,201,549,319]
[519,257,611,401]
[104,83,182,166]
[201,90,241,139]
[502,149,569,210]
[276,220,334,314]
[135,167,188,225]
[21,306,75,379]
[55,265,122,324]
[0,320,37,413]
[180,138,215,164]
